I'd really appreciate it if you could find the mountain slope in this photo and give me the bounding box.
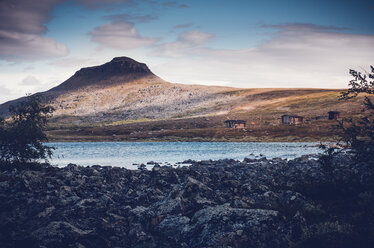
[0,57,243,121]
[0,56,164,117]
[0,56,364,141]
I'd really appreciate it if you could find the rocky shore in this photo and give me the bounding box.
[0,155,373,248]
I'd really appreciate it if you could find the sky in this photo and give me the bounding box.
[0,0,373,104]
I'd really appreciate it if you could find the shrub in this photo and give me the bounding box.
[321,66,374,164]
[338,66,374,162]
[0,95,55,163]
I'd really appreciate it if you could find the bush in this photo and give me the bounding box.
[0,95,55,163]
[338,66,374,162]
[321,66,374,163]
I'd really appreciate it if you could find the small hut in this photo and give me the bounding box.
[281,115,304,125]
[328,111,340,120]
[225,120,246,128]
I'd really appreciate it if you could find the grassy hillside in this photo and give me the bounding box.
[46,88,365,142]
[1,57,363,142]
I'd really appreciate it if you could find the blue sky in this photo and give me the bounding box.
[0,0,373,103]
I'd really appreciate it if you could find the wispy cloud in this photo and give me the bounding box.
[179,30,214,44]
[174,23,193,29]
[74,0,135,8]
[105,13,158,23]
[0,85,13,97]
[150,30,214,57]
[20,76,42,86]
[178,4,189,9]
[48,57,97,68]
[260,23,350,32]
[151,23,374,88]
[162,2,189,8]
[89,21,159,50]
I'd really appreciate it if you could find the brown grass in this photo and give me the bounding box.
[47,88,363,142]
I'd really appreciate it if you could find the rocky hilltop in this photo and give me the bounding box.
[0,155,373,247]
[50,57,158,91]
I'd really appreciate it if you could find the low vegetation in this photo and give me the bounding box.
[320,66,374,164]
[338,66,374,162]
[0,95,54,163]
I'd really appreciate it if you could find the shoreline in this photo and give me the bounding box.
[46,140,324,143]
[46,142,323,168]
[46,137,335,143]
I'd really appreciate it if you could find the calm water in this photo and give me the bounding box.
[49,142,321,169]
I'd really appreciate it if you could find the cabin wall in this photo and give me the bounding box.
[328,113,339,120]
[283,116,303,125]
[290,117,303,124]
[282,116,290,124]
[233,123,245,128]
[225,121,246,128]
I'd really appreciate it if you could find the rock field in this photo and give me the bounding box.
[0,155,373,247]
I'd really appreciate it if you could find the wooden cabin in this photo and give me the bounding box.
[281,115,304,125]
[328,111,340,120]
[225,120,246,128]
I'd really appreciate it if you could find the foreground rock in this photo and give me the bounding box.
[0,155,373,247]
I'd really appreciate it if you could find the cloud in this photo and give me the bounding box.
[23,65,35,71]
[1,0,189,61]
[179,30,214,45]
[0,0,62,35]
[162,2,189,8]
[0,30,69,61]
[150,30,214,57]
[48,57,96,68]
[0,0,140,62]
[0,85,15,104]
[178,4,189,8]
[0,85,12,95]
[151,23,374,88]
[260,23,350,32]
[74,0,134,8]
[105,13,158,23]
[76,0,131,3]
[89,21,159,50]
[174,23,193,29]
[20,76,42,86]
[0,0,69,61]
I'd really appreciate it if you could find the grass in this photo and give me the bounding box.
[106,118,160,126]
[45,88,363,142]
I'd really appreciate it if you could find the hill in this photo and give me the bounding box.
[0,57,365,142]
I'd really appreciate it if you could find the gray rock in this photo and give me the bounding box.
[0,154,372,247]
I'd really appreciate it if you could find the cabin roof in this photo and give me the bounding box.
[281,115,303,118]
[224,120,246,123]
